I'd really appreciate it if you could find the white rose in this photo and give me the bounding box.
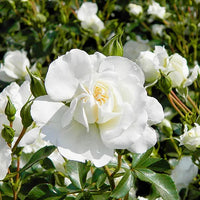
[166,53,189,87]
[128,3,143,16]
[0,50,30,82]
[136,51,160,82]
[31,49,164,167]
[180,124,200,151]
[171,156,198,192]
[0,136,11,180]
[152,24,165,36]
[123,40,150,62]
[147,1,166,19]
[76,2,104,33]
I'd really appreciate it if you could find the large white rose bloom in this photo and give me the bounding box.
[171,156,198,192]
[31,49,164,167]
[0,135,11,180]
[0,50,30,82]
[180,124,200,151]
[147,1,166,19]
[76,2,104,33]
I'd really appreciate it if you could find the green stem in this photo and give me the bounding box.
[103,166,115,190]
[170,136,181,158]
[168,94,185,118]
[111,154,122,178]
[170,91,192,114]
[12,127,27,153]
[187,95,200,114]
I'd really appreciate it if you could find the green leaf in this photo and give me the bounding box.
[25,183,67,200]
[20,145,56,173]
[42,30,57,54]
[111,170,133,198]
[135,168,179,200]
[66,161,90,189]
[132,148,153,168]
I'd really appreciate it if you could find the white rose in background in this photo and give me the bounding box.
[195,0,200,4]
[152,24,165,36]
[136,46,189,87]
[0,135,11,180]
[166,53,189,87]
[76,2,104,33]
[31,49,164,167]
[180,124,200,151]
[128,3,143,16]
[147,1,166,19]
[171,156,198,192]
[123,39,150,62]
[0,50,30,82]
[136,51,160,82]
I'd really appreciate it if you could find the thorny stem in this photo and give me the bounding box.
[168,94,185,118]
[187,95,200,114]
[103,166,115,190]
[170,91,192,114]
[12,127,27,153]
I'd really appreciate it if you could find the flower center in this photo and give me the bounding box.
[93,82,109,105]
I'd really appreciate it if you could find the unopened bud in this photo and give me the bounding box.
[157,72,172,94]
[102,32,123,56]
[27,67,46,98]
[20,100,33,128]
[159,119,173,137]
[5,96,16,122]
[1,124,15,144]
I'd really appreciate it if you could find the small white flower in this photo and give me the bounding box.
[76,2,104,33]
[0,50,30,82]
[147,1,166,19]
[152,24,165,36]
[0,135,11,180]
[195,0,200,4]
[171,156,198,192]
[31,49,164,167]
[180,124,200,151]
[128,3,143,16]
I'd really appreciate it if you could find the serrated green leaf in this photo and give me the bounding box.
[25,183,67,200]
[135,168,179,200]
[20,145,56,173]
[111,170,133,198]
[132,148,153,168]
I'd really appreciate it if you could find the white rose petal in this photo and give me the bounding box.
[171,156,198,192]
[0,136,12,180]
[128,3,143,16]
